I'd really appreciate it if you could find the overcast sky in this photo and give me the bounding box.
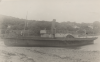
[0,0,100,23]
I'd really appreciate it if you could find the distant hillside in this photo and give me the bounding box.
[0,15,100,36]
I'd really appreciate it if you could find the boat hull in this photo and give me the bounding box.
[1,37,97,47]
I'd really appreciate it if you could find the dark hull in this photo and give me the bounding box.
[1,37,97,47]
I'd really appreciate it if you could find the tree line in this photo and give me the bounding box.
[0,15,100,36]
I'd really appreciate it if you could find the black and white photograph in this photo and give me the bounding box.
[0,0,100,62]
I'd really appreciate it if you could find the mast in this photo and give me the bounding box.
[23,11,28,36]
[51,19,56,38]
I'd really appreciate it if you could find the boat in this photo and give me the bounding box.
[0,19,98,47]
[1,36,98,47]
